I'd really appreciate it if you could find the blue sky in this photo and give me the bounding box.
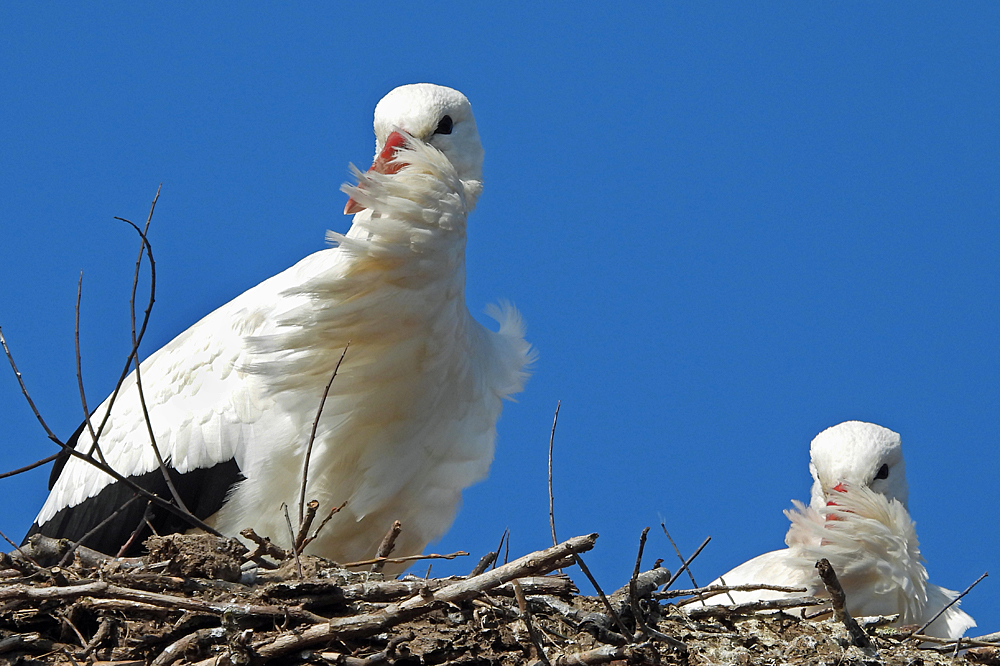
[1,4,997,632]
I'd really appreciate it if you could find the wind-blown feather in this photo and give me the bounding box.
[707,421,974,639]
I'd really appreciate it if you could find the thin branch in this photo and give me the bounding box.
[74,272,106,465]
[491,527,509,571]
[629,527,652,639]
[659,520,700,591]
[339,550,468,569]
[903,571,988,641]
[294,500,320,553]
[0,325,65,447]
[119,216,190,515]
[0,452,62,479]
[573,553,631,640]
[548,400,560,548]
[299,500,348,551]
[282,503,303,578]
[299,342,350,525]
[664,536,711,590]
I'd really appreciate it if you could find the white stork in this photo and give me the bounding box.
[25,83,534,565]
[705,421,975,639]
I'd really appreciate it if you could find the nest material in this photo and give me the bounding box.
[0,533,995,666]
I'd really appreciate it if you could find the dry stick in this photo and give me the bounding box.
[300,501,347,551]
[282,503,304,578]
[340,550,468,569]
[514,578,551,666]
[0,326,66,448]
[251,533,599,660]
[119,217,190,515]
[815,558,872,649]
[659,521,700,593]
[664,582,807,602]
[74,272,107,466]
[294,500,320,552]
[298,343,350,526]
[491,527,509,571]
[548,400,561,548]
[573,553,632,640]
[684,595,827,619]
[0,452,61,479]
[85,189,161,456]
[902,571,988,641]
[629,527,652,637]
[664,536,711,590]
[371,520,403,573]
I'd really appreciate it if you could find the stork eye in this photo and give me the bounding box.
[874,463,889,481]
[434,115,453,135]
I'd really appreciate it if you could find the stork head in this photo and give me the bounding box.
[345,83,484,214]
[808,421,909,510]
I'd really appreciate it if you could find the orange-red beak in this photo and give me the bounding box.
[344,131,409,215]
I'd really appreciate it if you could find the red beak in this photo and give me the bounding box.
[344,131,409,215]
[825,482,848,520]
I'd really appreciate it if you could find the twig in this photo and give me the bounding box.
[685,595,827,619]
[299,343,349,525]
[548,400,560,548]
[294,500,320,552]
[491,527,509,571]
[74,271,107,465]
[572,553,632,640]
[282,503,303,578]
[0,451,62,479]
[663,536,711,590]
[663,582,807,602]
[86,187,161,459]
[0,528,39,568]
[119,216,191,515]
[241,528,288,563]
[470,551,497,576]
[252,533,598,659]
[371,520,402,573]
[514,578,550,666]
[815,558,872,649]
[659,520,700,592]
[0,325,66,447]
[299,501,347,551]
[903,571,987,641]
[340,550,468,569]
[629,527,651,638]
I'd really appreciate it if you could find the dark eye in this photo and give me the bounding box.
[434,115,453,135]
[874,463,889,481]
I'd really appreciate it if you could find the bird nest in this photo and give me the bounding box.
[1,532,996,666]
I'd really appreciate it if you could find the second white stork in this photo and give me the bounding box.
[705,421,975,639]
[25,83,535,566]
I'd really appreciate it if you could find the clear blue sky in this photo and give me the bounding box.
[2,4,997,632]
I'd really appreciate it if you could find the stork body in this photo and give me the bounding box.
[708,421,974,639]
[27,84,533,565]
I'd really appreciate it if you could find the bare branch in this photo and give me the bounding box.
[371,520,402,573]
[0,452,62,479]
[815,558,872,649]
[663,535,711,590]
[548,400,560,548]
[299,342,349,526]
[903,570,988,641]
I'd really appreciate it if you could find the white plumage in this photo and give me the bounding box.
[707,421,975,639]
[30,83,534,564]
